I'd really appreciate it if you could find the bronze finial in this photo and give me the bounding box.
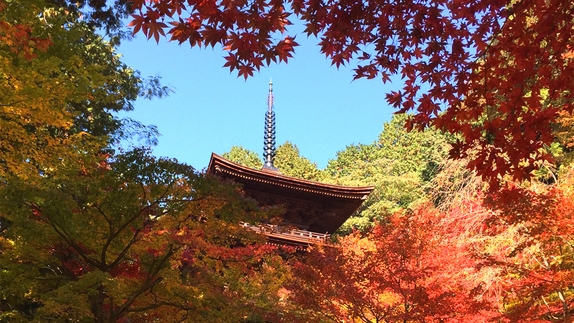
[263,79,278,171]
[267,78,273,112]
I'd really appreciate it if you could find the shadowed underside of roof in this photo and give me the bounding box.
[208,153,374,234]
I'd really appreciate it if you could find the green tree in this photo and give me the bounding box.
[0,149,292,322]
[0,0,167,182]
[1,4,298,322]
[46,0,134,42]
[274,141,323,181]
[221,143,323,181]
[325,114,450,233]
[222,146,263,169]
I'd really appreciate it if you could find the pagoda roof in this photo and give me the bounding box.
[207,153,374,234]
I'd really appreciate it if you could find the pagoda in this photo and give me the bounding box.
[207,81,374,248]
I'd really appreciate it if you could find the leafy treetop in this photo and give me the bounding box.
[47,0,135,41]
[0,0,168,181]
[222,146,264,169]
[0,149,292,322]
[222,142,323,181]
[326,114,450,232]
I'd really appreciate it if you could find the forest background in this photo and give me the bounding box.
[1,0,574,322]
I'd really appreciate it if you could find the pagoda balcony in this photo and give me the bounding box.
[240,222,329,247]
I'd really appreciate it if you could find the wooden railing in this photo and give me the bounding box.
[240,222,329,243]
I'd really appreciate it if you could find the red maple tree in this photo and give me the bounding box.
[287,177,574,322]
[128,0,574,185]
[478,184,574,322]
[288,205,496,322]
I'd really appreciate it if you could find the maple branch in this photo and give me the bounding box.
[541,295,561,320]
[0,100,28,108]
[353,303,375,323]
[125,287,218,323]
[101,212,143,268]
[557,290,570,319]
[112,275,164,320]
[363,297,384,323]
[174,202,201,230]
[95,203,114,265]
[148,245,175,280]
[139,181,148,206]
[110,246,176,320]
[103,192,170,268]
[30,203,102,272]
[126,300,184,313]
[96,203,113,230]
[293,274,340,323]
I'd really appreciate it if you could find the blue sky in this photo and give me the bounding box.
[117,31,396,171]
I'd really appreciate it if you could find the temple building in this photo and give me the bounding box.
[207,81,374,248]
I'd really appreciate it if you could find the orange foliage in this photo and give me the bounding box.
[0,1,51,60]
[289,182,574,322]
[289,205,496,322]
[480,185,574,322]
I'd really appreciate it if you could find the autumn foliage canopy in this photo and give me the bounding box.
[129,0,574,184]
[3,0,574,321]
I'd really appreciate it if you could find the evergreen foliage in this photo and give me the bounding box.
[222,142,324,181]
[325,114,450,233]
[274,142,324,181]
[222,146,263,169]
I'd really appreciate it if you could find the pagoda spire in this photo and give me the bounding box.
[263,79,278,171]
